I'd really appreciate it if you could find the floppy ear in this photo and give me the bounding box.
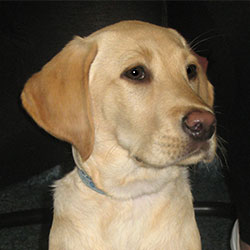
[193,52,214,107]
[203,80,214,107]
[21,36,97,161]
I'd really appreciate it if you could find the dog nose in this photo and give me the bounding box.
[182,110,216,141]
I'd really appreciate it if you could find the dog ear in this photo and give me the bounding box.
[194,52,214,107]
[21,37,97,161]
[199,73,214,108]
[204,80,214,107]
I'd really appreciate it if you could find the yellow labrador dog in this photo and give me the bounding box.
[21,21,216,250]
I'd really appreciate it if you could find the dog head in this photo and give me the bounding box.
[21,21,216,172]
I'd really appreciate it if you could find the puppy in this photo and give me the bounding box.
[21,21,216,250]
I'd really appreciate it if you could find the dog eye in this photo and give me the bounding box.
[124,66,146,81]
[186,64,197,80]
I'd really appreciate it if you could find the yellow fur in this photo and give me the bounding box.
[21,21,216,250]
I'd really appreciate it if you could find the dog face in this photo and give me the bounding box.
[88,21,216,168]
[21,21,216,171]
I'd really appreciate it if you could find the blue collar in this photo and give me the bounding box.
[77,167,106,195]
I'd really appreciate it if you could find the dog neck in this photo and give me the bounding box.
[73,146,107,196]
[77,167,106,195]
[72,145,187,200]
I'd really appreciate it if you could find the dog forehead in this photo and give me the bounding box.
[91,21,187,52]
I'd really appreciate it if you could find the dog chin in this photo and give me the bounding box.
[133,147,214,168]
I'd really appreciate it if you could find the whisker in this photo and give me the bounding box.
[190,37,214,51]
[216,135,228,169]
[188,29,215,48]
[189,33,225,52]
[191,48,209,54]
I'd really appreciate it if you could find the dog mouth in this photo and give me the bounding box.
[133,141,212,168]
